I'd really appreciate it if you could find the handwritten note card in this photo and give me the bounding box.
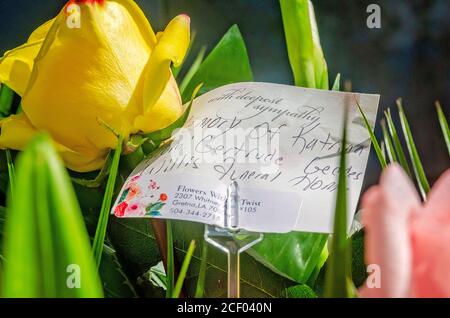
[112,82,379,234]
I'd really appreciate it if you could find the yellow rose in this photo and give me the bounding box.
[0,0,190,172]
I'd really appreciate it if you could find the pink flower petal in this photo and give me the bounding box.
[411,169,450,297]
[411,212,450,297]
[423,169,450,215]
[360,164,420,297]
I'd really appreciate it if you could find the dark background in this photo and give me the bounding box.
[0,0,448,188]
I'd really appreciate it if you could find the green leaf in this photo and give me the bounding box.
[145,261,167,290]
[384,109,412,176]
[283,284,317,298]
[249,232,328,284]
[146,202,165,213]
[180,46,207,96]
[100,242,138,298]
[172,240,196,298]
[324,112,356,298]
[0,84,15,119]
[0,206,6,264]
[181,25,253,103]
[397,99,430,199]
[355,98,387,168]
[350,230,367,288]
[92,136,123,268]
[280,0,329,89]
[381,119,397,163]
[1,134,103,297]
[436,101,450,156]
[195,237,208,298]
[166,220,174,298]
[332,73,341,91]
[313,229,367,296]
[5,150,15,200]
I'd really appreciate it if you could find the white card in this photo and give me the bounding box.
[112,82,379,234]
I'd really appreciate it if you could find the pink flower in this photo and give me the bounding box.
[125,201,145,216]
[130,175,141,183]
[359,164,450,298]
[114,202,128,217]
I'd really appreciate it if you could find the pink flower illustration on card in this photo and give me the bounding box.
[125,201,146,216]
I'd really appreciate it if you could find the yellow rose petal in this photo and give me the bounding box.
[141,14,190,113]
[0,19,54,96]
[0,113,39,149]
[133,76,183,133]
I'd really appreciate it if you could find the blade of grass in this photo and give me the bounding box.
[396,99,430,199]
[165,220,174,298]
[381,119,397,163]
[92,135,124,268]
[195,237,208,298]
[324,110,355,298]
[354,98,387,168]
[331,73,341,91]
[172,240,196,298]
[436,101,450,156]
[179,46,207,96]
[384,109,412,176]
[5,150,15,199]
[380,140,386,162]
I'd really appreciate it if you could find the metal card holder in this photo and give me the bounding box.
[204,181,263,298]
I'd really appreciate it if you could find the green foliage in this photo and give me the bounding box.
[350,230,367,288]
[100,243,138,298]
[180,25,253,103]
[283,284,317,298]
[384,109,412,176]
[355,99,387,168]
[0,84,15,119]
[331,73,341,91]
[280,0,329,89]
[435,102,450,156]
[249,233,329,284]
[180,46,207,96]
[92,136,124,268]
[166,221,174,298]
[1,134,103,297]
[195,237,208,298]
[381,120,397,163]
[172,240,196,298]
[5,150,14,200]
[324,113,356,298]
[108,219,296,297]
[397,99,430,199]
